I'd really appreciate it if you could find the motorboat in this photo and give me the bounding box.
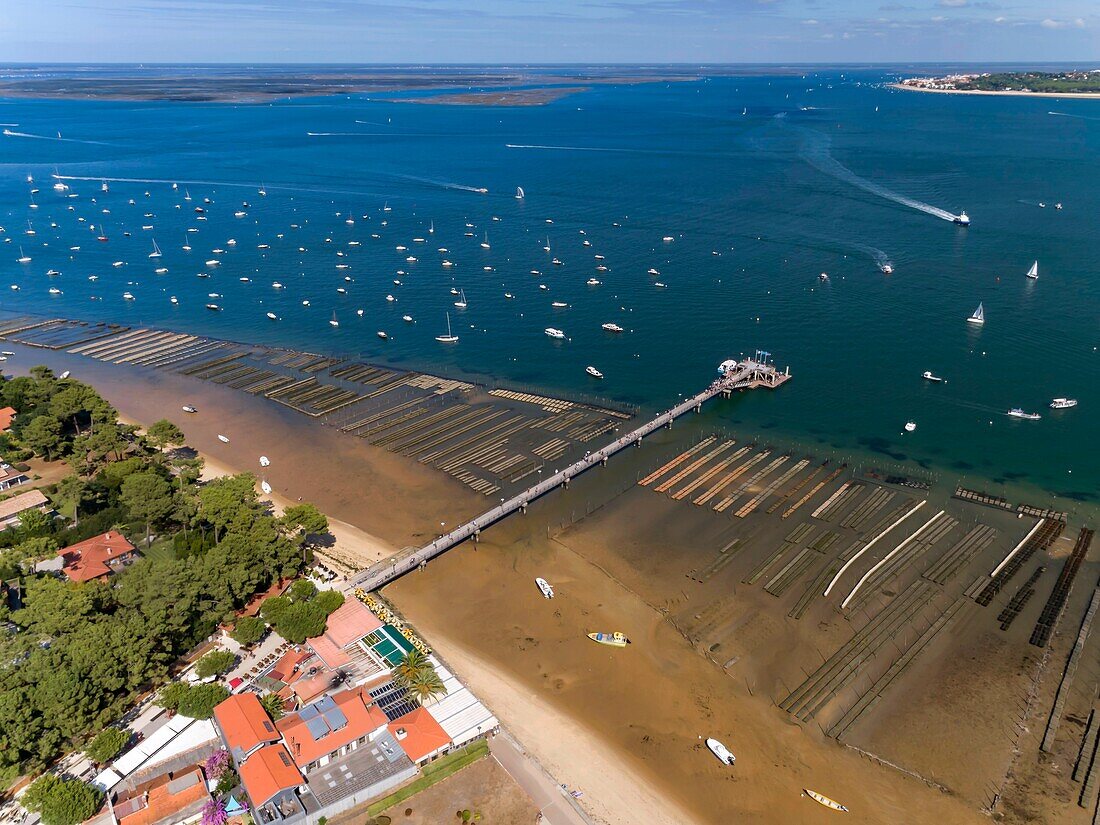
[954,211,970,226]
[205,303,221,311]
[1007,408,1041,420]
[544,327,565,339]
[587,632,630,647]
[217,434,230,443]
[551,301,569,308]
[377,331,388,340]
[585,366,604,379]
[260,480,272,495]
[803,790,848,813]
[587,278,601,286]
[602,323,624,333]
[259,456,270,467]
[122,292,135,301]
[904,421,916,432]
[1050,398,1078,409]
[402,315,413,322]
[921,371,945,383]
[182,405,197,414]
[535,577,553,599]
[881,262,894,274]
[706,739,736,766]
[266,312,279,321]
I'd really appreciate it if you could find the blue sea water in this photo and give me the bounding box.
[1,67,1097,506]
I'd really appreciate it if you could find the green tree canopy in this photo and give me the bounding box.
[145,419,185,450]
[288,579,317,602]
[120,471,175,541]
[229,616,266,647]
[194,650,236,679]
[280,503,329,538]
[21,416,63,461]
[157,682,228,719]
[313,590,344,615]
[258,693,285,721]
[85,727,130,764]
[21,775,103,825]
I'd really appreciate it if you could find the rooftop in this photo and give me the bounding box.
[0,488,48,521]
[58,530,136,582]
[277,687,388,767]
[387,707,451,763]
[306,598,382,665]
[213,693,280,759]
[112,767,210,825]
[0,407,15,431]
[238,744,303,808]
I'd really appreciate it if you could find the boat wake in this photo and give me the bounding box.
[388,172,485,193]
[798,128,961,223]
[1049,111,1100,122]
[2,128,111,146]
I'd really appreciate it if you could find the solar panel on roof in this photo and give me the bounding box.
[305,715,330,740]
[321,706,347,731]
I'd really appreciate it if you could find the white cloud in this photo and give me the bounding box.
[1040,18,1063,28]
[993,15,1006,23]
[801,18,818,25]
[938,0,967,7]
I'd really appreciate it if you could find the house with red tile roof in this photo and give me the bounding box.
[0,407,16,433]
[387,707,451,765]
[58,530,137,582]
[237,744,303,810]
[277,687,389,772]
[212,693,281,763]
[84,767,210,825]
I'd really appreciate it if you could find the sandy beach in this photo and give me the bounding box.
[892,83,1100,99]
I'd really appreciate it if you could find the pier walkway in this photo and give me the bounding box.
[349,355,790,592]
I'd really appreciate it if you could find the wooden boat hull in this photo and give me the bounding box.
[804,789,848,813]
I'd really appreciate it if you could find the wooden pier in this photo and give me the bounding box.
[350,355,791,591]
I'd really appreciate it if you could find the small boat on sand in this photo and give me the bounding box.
[588,632,630,647]
[217,434,230,443]
[182,405,197,414]
[260,480,272,495]
[535,577,554,599]
[803,789,848,812]
[706,739,736,766]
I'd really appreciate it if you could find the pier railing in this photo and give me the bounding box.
[348,358,791,592]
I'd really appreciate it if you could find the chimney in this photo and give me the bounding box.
[394,728,407,740]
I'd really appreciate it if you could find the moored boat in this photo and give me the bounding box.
[535,577,554,599]
[803,789,848,813]
[967,302,984,325]
[921,371,945,383]
[587,632,630,647]
[1050,398,1078,409]
[1007,408,1041,420]
[585,366,604,379]
[706,739,736,766]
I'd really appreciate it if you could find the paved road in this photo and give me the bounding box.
[489,732,591,825]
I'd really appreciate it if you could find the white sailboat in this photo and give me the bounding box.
[329,311,339,328]
[967,302,985,325]
[453,289,467,309]
[148,239,162,259]
[435,313,459,343]
[1026,261,1038,280]
[515,186,525,200]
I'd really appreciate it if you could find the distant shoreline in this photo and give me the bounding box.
[392,86,590,107]
[891,83,1100,99]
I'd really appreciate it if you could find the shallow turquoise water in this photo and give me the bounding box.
[1,68,1097,504]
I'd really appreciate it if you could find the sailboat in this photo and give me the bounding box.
[515,186,525,200]
[480,233,490,249]
[435,313,459,343]
[148,239,162,259]
[1026,261,1038,280]
[16,247,31,264]
[453,289,467,309]
[329,312,339,328]
[967,302,985,325]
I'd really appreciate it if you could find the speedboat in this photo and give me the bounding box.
[1050,398,1078,409]
[881,263,894,274]
[122,292,135,301]
[259,456,270,467]
[260,480,272,495]
[544,327,565,339]
[182,405,197,414]
[377,331,388,340]
[535,577,554,599]
[904,421,916,432]
[803,790,848,813]
[1055,202,1063,210]
[954,211,970,226]
[551,301,569,308]
[602,323,624,333]
[217,434,230,443]
[921,371,945,383]
[266,312,278,321]
[585,366,604,379]
[587,278,601,286]
[706,739,736,766]
[1007,408,1041,420]
[647,268,660,276]
[587,632,630,647]
[205,303,222,311]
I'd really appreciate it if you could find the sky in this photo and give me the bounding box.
[2,0,1098,63]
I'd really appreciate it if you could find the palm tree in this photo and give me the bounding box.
[391,649,432,689]
[405,667,448,705]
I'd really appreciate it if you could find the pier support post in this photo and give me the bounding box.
[602,456,608,466]
[521,501,528,514]
[563,476,569,489]
[473,529,480,543]
[695,404,701,413]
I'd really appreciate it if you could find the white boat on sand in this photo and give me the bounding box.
[535,577,553,599]
[706,739,736,766]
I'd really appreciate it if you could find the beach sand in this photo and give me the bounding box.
[892,83,1100,99]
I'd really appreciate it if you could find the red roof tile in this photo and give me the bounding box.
[58,531,136,582]
[0,407,15,432]
[238,745,302,807]
[388,707,451,763]
[213,693,281,756]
